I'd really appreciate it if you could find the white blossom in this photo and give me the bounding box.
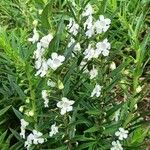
[67,18,79,36]
[115,127,128,140]
[28,28,39,44]
[20,119,29,139]
[83,44,95,60]
[49,123,59,137]
[82,4,93,17]
[91,84,102,97]
[40,34,53,48]
[89,67,98,79]
[95,38,111,57]
[85,25,95,38]
[57,97,75,115]
[42,90,49,107]
[25,130,45,149]
[35,59,49,77]
[47,52,65,71]
[111,140,123,150]
[95,15,111,34]
[84,15,93,30]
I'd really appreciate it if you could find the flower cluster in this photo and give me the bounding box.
[24,2,116,150]
[29,29,65,77]
[82,4,111,38]
[111,127,128,150]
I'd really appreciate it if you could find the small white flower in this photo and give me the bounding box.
[57,97,75,115]
[91,84,102,97]
[95,38,111,57]
[33,42,45,60]
[115,127,128,140]
[83,44,95,60]
[20,119,29,139]
[49,123,59,137]
[95,15,111,34]
[47,79,56,87]
[25,130,45,149]
[84,15,93,30]
[42,90,49,107]
[85,25,95,38]
[111,140,123,150]
[28,28,39,44]
[89,67,98,79]
[67,18,79,36]
[35,59,49,77]
[47,52,65,71]
[40,34,53,48]
[82,4,93,17]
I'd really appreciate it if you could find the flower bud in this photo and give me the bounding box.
[58,80,64,89]
[28,110,34,116]
[136,86,142,93]
[110,62,116,70]
[19,106,24,112]
[33,20,38,27]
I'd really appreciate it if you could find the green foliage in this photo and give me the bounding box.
[0,0,150,149]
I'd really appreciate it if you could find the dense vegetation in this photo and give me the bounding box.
[0,0,150,149]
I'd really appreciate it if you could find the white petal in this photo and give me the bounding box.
[57,101,64,108]
[51,53,58,59]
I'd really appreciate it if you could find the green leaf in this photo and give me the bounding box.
[12,107,23,119]
[0,106,11,116]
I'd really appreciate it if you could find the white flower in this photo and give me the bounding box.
[40,34,53,48]
[95,15,111,34]
[82,4,93,17]
[115,127,128,140]
[25,130,45,149]
[67,18,79,36]
[42,90,49,107]
[111,140,123,150]
[83,44,95,60]
[47,53,65,71]
[89,67,98,79]
[20,119,29,139]
[35,59,49,77]
[91,84,102,97]
[85,25,95,38]
[57,97,75,115]
[28,28,39,44]
[84,15,93,30]
[47,79,56,87]
[95,38,111,57]
[49,123,59,137]
[33,42,45,60]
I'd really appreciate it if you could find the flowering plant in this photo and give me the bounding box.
[0,0,149,150]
